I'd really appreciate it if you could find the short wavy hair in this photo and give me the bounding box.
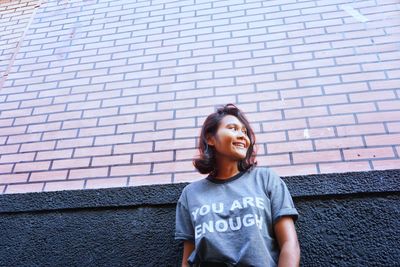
[193,103,257,176]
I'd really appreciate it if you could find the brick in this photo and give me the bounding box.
[319,161,371,174]
[156,118,195,130]
[179,56,211,68]
[362,60,400,72]
[42,129,78,141]
[20,98,53,108]
[5,183,44,194]
[14,161,50,172]
[98,114,136,126]
[281,87,322,99]
[86,177,128,189]
[256,132,287,143]
[176,149,197,161]
[387,122,400,133]
[44,180,85,192]
[315,137,364,150]
[69,167,109,179]
[20,141,56,152]
[33,104,66,115]
[273,164,318,176]
[288,127,335,140]
[330,102,376,115]
[92,155,131,167]
[138,92,174,104]
[30,170,68,182]
[215,67,252,79]
[197,95,236,107]
[7,133,41,144]
[255,154,290,166]
[0,126,27,137]
[372,159,400,171]
[133,151,174,163]
[294,59,335,70]
[153,160,193,173]
[135,110,174,122]
[141,75,175,86]
[113,142,153,154]
[95,134,132,146]
[116,121,155,133]
[0,152,35,164]
[0,163,13,174]
[0,173,29,184]
[56,137,93,149]
[110,164,151,176]
[48,111,82,122]
[365,134,400,146]
[1,108,32,119]
[285,106,328,119]
[337,123,385,137]
[319,65,361,76]
[299,76,340,87]
[87,90,121,101]
[175,106,214,118]
[175,127,202,138]
[263,118,307,132]
[274,52,313,64]
[267,140,313,154]
[246,110,282,122]
[369,79,400,90]
[357,111,400,123]
[336,54,379,65]
[157,99,195,110]
[342,72,386,83]
[84,107,119,118]
[62,118,98,130]
[215,84,254,96]
[324,82,368,94]
[344,147,395,161]
[309,115,355,127]
[293,150,342,164]
[350,91,396,102]
[52,158,90,170]
[276,69,317,80]
[129,174,172,186]
[155,138,195,151]
[304,94,348,106]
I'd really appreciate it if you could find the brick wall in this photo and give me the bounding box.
[0,0,399,194]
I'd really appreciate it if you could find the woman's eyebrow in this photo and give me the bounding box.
[226,123,245,128]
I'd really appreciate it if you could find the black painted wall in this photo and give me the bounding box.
[1,170,399,267]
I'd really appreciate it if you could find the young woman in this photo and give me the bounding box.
[175,104,300,267]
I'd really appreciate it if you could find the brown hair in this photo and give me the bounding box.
[193,103,257,176]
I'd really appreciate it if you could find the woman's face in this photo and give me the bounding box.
[207,115,251,162]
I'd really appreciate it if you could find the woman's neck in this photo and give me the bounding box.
[214,160,239,180]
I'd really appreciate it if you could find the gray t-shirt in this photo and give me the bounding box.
[175,167,298,267]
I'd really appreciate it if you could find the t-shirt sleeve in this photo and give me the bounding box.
[175,189,195,241]
[266,168,299,224]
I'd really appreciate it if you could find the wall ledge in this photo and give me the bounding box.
[1,169,399,213]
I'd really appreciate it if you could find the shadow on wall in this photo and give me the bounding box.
[0,170,399,266]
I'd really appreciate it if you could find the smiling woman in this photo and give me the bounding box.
[193,104,257,179]
[175,104,300,267]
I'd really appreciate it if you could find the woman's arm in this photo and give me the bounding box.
[274,216,300,267]
[181,240,195,267]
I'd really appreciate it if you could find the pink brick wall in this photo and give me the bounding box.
[0,0,399,194]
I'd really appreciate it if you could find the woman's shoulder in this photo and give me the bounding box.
[181,177,209,193]
[248,166,275,176]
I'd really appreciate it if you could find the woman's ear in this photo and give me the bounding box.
[206,134,215,146]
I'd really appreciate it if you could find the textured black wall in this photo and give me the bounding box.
[1,170,399,267]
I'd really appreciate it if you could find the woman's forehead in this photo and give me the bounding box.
[220,115,245,127]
